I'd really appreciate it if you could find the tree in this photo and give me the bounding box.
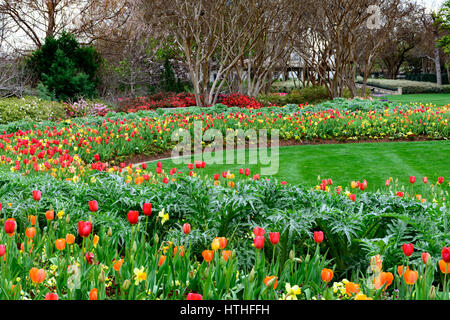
[28,32,100,101]
[0,0,130,50]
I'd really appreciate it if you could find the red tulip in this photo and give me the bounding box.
[182,223,191,235]
[244,168,250,176]
[348,194,356,202]
[78,221,92,238]
[143,203,152,216]
[280,181,287,185]
[45,293,59,300]
[438,177,444,184]
[88,200,98,212]
[156,167,162,174]
[195,161,202,169]
[142,163,147,170]
[385,179,390,186]
[239,168,244,174]
[402,243,414,257]
[422,177,428,184]
[327,178,333,185]
[314,231,324,243]
[214,174,219,180]
[201,161,205,168]
[94,154,100,161]
[157,161,162,168]
[0,244,5,257]
[442,247,450,263]
[162,177,169,184]
[360,180,367,191]
[409,176,416,184]
[85,252,95,264]
[128,210,139,225]
[254,236,265,249]
[422,252,430,264]
[270,232,280,245]
[188,163,193,170]
[396,191,404,198]
[222,171,228,178]
[186,293,203,300]
[4,219,15,235]
[32,190,41,201]
[253,227,265,236]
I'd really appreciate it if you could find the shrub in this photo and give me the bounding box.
[0,96,66,124]
[217,93,266,109]
[118,92,197,112]
[27,32,100,101]
[64,99,114,117]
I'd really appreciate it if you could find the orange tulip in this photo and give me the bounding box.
[439,259,450,274]
[113,259,124,272]
[211,238,220,251]
[215,237,227,249]
[66,233,75,245]
[29,267,46,284]
[28,215,36,226]
[21,240,34,253]
[45,210,54,221]
[55,239,66,251]
[397,265,408,277]
[158,255,166,267]
[404,270,418,285]
[202,250,214,262]
[264,276,278,289]
[345,282,360,296]
[89,288,98,300]
[321,268,334,283]
[370,254,382,273]
[173,246,184,257]
[222,250,232,262]
[93,235,99,248]
[25,227,36,239]
[374,272,394,291]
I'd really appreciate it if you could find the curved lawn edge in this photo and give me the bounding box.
[128,136,448,167]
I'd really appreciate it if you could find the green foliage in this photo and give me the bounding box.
[27,32,100,101]
[0,96,66,124]
[160,58,183,93]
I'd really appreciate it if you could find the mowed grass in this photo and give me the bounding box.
[377,93,450,107]
[144,140,450,191]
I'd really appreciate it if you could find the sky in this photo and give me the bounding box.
[419,0,446,11]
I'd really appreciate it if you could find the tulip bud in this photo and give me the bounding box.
[289,250,295,261]
[107,227,112,237]
[428,285,436,299]
[132,241,137,253]
[122,279,131,290]
[53,222,58,230]
[154,233,159,245]
[305,253,311,264]
[249,268,255,282]
[65,214,70,224]
[88,215,93,224]
[98,270,105,283]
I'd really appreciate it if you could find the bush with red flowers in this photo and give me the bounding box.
[119,92,197,112]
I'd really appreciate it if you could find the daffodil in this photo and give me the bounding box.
[283,283,301,300]
[158,209,169,225]
[133,267,147,285]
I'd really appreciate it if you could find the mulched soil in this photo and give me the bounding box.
[120,136,444,166]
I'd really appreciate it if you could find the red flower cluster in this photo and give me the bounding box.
[120,92,197,113]
[218,93,265,109]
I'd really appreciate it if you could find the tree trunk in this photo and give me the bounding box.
[434,47,442,86]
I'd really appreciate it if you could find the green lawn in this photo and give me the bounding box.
[376,93,450,107]
[143,140,450,191]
